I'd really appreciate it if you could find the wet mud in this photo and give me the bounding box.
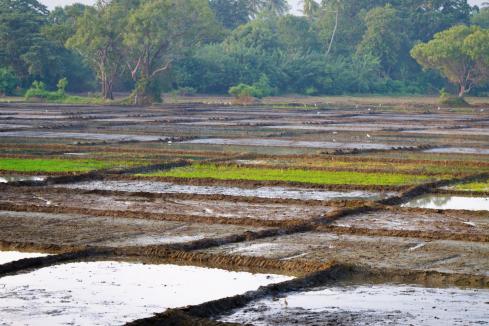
[1,103,489,325]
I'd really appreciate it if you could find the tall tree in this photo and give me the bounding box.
[471,6,489,28]
[67,1,127,99]
[123,0,219,104]
[0,0,50,85]
[246,0,288,17]
[209,0,251,30]
[411,25,489,97]
[357,5,406,77]
[302,0,320,18]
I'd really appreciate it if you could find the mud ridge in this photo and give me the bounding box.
[318,225,489,243]
[117,224,313,257]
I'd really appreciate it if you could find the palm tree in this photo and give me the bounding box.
[246,0,288,17]
[302,0,319,17]
[264,0,289,15]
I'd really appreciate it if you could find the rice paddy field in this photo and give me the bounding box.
[1,98,489,325]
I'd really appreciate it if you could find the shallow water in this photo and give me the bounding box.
[0,251,49,265]
[0,175,46,184]
[183,138,395,150]
[0,131,167,142]
[0,261,291,326]
[402,195,489,211]
[220,284,489,325]
[57,181,394,201]
[424,147,489,155]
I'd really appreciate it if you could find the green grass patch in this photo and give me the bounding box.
[0,158,139,173]
[143,163,438,186]
[453,180,489,192]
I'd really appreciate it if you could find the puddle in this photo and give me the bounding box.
[0,261,291,325]
[402,195,489,211]
[57,181,394,201]
[183,138,395,150]
[0,175,46,184]
[0,131,168,142]
[220,283,489,325]
[424,148,489,155]
[0,251,49,265]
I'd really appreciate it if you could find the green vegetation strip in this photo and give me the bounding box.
[143,164,438,186]
[453,180,489,192]
[0,158,138,173]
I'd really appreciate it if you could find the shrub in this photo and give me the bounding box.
[25,78,69,101]
[439,88,469,107]
[0,68,19,96]
[229,74,276,101]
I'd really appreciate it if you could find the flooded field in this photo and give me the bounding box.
[0,101,488,324]
[56,180,392,201]
[0,261,290,325]
[0,175,46,183]
[403,195,489,211]
[0,251,49,265]
[220,283,489,325]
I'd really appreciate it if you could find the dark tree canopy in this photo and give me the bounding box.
[1,0,488,102]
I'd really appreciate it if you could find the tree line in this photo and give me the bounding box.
[1,0,488,104]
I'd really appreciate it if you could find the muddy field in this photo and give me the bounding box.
[1,101,489,325]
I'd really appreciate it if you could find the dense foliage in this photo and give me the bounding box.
[1,0,488,102]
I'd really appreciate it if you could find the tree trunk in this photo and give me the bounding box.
[132,76,152,106]
[459,84,466,98]
[326,7,339,57]
[101,77,114,100]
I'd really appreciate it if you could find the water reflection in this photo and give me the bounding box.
[0,176,46,183]
[403,195,489,211]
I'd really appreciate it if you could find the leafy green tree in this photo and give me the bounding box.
[67,1,127,99]
[0,67,18,95]
[42,4,95,92]
[209,0,251,29]
[411,25,489,97]
[302,0,320,18]
[396,0,473,42]
[471,6,489,28]
[357,5,406,77]
[0,0,48,84]
[246,0,288,17]
[123,0,220,104]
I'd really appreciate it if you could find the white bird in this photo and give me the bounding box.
[366,134,371,138]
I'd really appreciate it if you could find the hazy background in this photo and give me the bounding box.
[38,0,489,13]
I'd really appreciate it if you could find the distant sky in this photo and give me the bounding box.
[41,0,487,12]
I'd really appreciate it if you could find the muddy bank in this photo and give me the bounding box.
[0,187,330,226]
[197,231,489,277]
[325,208,489,242]
[0,210,264,248]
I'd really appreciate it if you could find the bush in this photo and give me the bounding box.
[229,74,276,100]
[0,68,19,96]
[439,88,469,107]
[25,78,69,101]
